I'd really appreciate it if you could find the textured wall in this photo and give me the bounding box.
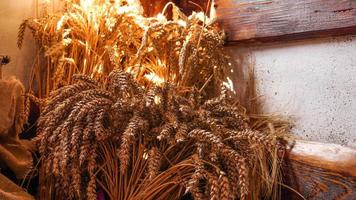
[228,36,356,148]
[0,0,36,86]
[0,0,62,86]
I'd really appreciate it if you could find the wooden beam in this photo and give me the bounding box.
[142,1,356,42]
[283,140,356,200]
[208,0,356,42]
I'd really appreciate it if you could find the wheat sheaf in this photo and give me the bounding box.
[19,0,291,199]
[36,70,287,200]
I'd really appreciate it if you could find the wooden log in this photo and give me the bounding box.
[283,140,356,200]
[182,0,356,42]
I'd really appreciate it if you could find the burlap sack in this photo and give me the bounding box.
[0,77,34,200]
[0,174,33,200]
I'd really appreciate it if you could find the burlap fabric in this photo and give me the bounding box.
[0,77,34,200]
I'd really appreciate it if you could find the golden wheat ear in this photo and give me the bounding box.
[17,19,28,49]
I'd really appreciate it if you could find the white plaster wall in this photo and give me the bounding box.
[228,35,356,148]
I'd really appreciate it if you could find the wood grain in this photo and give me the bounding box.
[141,0,356,42]
[283,140,356,200]
[181,0,356,42]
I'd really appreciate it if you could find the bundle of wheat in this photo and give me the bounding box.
[36,70,288,200]
[19,0,229,98]
[20,1,292,199]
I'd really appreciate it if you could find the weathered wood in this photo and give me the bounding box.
[182,0,356,42]
[283,140,356,200]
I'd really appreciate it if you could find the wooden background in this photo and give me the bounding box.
[141,0,356,43]
[213,0,356,42]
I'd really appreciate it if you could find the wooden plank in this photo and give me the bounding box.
[282,140,356,200]
[198,0,356,42]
